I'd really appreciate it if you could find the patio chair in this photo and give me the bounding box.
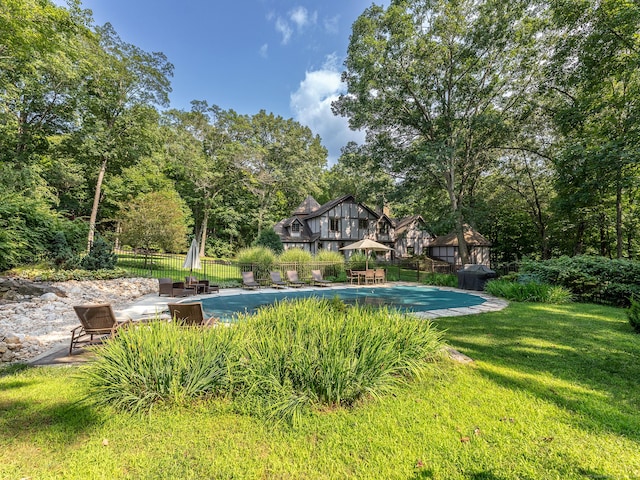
[286,270,306,288]
[198,279,219,294]
[311,270,331,287]
[167,302,217,326]
[374,269,386,284]
[158,278,174,296]
[70,304,131,354]
[346,269,358,285]
[171,281,196,297]
[270,271,287,288]
[242,271,260,289]
[364,269,376,285]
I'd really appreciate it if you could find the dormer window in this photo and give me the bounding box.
[378,222,390,234]
[291,222,301,233]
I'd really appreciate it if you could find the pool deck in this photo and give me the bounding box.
[28,282,508,366]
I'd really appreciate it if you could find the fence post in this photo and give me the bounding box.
[416,261,420,283]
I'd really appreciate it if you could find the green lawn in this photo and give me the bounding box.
[1,302,639,479]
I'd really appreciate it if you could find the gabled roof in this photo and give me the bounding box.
[304,194,379,220]
[393,215,426,235]
[274,217,319,242]
[430,224,491,247]
[293,195,321,215]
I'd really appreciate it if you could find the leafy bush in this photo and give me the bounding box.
[278,248,313,278]
[253,227,284,254]
[81,236,118,270]
[82,299,444,425]
[520,256,640,307]
[49,231,79,270]
[628,297,640,333]
[347,251,374,270]
[236,246,276,281]
[485,279,572,303]
[82,320,240,412]
[315,250,345,278]
[422,272,457,287]
[205,238,234,259]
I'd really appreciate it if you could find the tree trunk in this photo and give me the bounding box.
[87,156,108,252]
[445,167,470,266]
[616,176,623,259]
[199,209,209,258]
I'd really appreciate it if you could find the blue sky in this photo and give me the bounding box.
[57,0,389,164]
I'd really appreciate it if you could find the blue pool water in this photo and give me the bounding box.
[193,285,485,320]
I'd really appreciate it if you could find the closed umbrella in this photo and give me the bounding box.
[182,238,201,273]
[339,238,394,270]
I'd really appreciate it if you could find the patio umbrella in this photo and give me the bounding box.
[182,238,201,273]
[339,238,394,270]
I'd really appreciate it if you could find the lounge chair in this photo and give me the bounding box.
[270,271,287,288]
[242,271,260,289]
[374,268,386,284]
[158,278,174,296]
[70,304,131,354]
[311,270,331,287]
[286,270,306,287]
[167,302,217,326]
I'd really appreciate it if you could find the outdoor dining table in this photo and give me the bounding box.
[351,270,373,285]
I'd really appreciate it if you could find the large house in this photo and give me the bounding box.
[274,195,491,267]
[273,195,427,260]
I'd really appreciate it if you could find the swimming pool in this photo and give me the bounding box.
[193,285,486,320]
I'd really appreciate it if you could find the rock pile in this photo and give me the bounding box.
[0,277,157,363]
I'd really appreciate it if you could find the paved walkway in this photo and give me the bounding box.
[28,282,508,366]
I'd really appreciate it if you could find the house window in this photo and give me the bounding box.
[291,222,301,233]
[378,222,389,234]
[330,218,340,232]
[358,219,368,230]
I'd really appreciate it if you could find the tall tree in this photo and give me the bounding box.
[334,0,542,264]
[68,23,173,251]
[546,0,640,258]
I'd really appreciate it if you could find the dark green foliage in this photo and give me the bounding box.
[521,256,640,307]
[628,297,640,333]
[49,232,78,270]
[253,227,284,254]
[81,236,117,270]
[347,251,375,270]
[422,273,457,287]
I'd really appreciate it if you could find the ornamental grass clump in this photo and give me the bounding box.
[485,279,572,303]
[232,298,444,424]
[81,320,239,412]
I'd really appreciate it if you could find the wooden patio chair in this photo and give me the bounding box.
[270,271,288,288]
[364,269,376,285]
[158,278,174,296]
[242,271,260,289]
[310,270,331,287]
[167,302,217,326]
[70,304,131,354]
[286,270,306,288]
[374,269,386,284]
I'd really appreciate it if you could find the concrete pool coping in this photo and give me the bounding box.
[29,282,508,366]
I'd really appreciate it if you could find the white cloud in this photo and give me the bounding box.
[290,55,365,165]
[323,15,340,34]
[275,17,293,44]
[289,6,317,30]
[259,43,269,58]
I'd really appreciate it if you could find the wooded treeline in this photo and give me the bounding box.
[1,0,639,271]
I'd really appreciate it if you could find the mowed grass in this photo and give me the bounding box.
[1,302,640,479]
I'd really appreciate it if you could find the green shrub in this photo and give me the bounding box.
[252,227,284,254]
[485,279,572,303]
[422,272,457,287]
[347,251,374,270]
[278,248,313,278]
[315,250,345,277]
[232,298,443,424]
[236,246,276,281]
[49,231,80,270]
[28,267,130,281]
[520,256,640,306]
[81,236,117,270]
[82,320,240,412]
[82,299,444,425]
[628,297,640,333]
